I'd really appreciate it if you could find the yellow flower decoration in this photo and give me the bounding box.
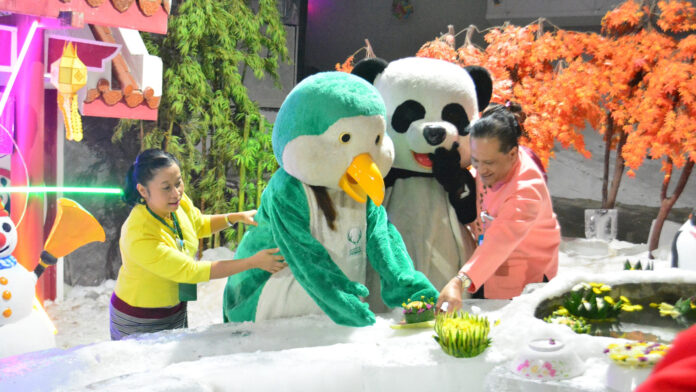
[621,304,643,312]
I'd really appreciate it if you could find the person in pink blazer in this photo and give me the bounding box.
[436,103,560,310]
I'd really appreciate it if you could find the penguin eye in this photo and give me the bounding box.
[375,135,381,145]
[339,133,351,143]
[2,223,11,232]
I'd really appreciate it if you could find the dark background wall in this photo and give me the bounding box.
[62,117,138,285]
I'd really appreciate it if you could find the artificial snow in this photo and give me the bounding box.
[0,239,693,392]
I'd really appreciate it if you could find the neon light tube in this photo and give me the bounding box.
[0,20,39,117]
[2,186,123,195]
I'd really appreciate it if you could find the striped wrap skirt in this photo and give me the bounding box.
[109,293,188,340]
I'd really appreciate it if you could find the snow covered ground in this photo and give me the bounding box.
[0,239,692,392]
[42,247,234,350]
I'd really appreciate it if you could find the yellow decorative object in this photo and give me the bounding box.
[50,42,87,142]
[433,311,492,358]
[604,342,670,368]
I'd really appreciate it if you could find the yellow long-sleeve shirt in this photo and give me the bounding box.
[115,193,213,308]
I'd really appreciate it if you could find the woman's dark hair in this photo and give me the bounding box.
[122,149,180,206]
[469,101,527,153]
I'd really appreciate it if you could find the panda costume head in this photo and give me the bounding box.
[352,57,492,174]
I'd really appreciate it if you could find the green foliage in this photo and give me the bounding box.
[113,0,289,248]
[561,282,642,321]
[623,259,654,270]
[433,312,491,358]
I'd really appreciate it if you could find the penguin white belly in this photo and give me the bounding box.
[672,222,696,271]
[255,186,367,321]
[383,177,473,291]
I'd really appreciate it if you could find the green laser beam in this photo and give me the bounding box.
[2,186,123,195]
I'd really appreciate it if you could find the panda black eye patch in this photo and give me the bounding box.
[391,100,426,133]
[442,103,470,135]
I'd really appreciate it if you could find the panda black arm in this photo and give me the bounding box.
[447,169,477,224]
[430,143,478,224]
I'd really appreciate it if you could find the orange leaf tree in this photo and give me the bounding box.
[528,0,694,252]
[628,0,696,255]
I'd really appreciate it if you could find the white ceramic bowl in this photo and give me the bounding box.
[606,362,652,392]
[510,338,586,381]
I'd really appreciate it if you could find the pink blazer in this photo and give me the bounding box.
[462,149,560,299]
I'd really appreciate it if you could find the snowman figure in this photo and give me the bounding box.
[0,207,36,326]
[0,198,105,358]
[0,205,57,358]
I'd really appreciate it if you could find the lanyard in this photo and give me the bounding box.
[480,185,491,231]
[146,205,185,252]
[478,185,494,246]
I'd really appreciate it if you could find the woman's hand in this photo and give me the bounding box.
[232,210,258,226]
[250,247,286,273]
[436,277,464,313]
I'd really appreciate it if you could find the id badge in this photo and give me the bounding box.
[176,238,185,252]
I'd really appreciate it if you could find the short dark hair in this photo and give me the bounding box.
[469,101,526,153]
[122,149,180,206]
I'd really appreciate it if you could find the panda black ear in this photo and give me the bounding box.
[464,66,493,112]
[351,58,388,84]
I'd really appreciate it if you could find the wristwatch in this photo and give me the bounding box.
[225,214,234,227]
[455,272,472,290]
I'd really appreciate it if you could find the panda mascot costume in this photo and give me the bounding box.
[352,57,492,294]
[671,209,696,271]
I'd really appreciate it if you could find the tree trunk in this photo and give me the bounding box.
[648,159,694,258]
[601,112,614,209]
[606,129,627,209]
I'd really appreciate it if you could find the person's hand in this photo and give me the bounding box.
[250,247,286,273]
[233,210,258,226]
[436,277,464,314]
[430,142,463,193]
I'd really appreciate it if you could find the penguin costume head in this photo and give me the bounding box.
[272,71,394,205]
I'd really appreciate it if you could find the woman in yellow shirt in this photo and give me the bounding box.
[111,149,285,340]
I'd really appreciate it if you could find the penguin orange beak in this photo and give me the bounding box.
[338,153,385,206]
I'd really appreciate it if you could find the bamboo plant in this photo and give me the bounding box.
[113,0,288,249]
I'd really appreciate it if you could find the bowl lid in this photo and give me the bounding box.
[528,338,565,353]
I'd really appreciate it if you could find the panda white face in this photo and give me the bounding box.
[374,57,480,173]
[0,215,17,259]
